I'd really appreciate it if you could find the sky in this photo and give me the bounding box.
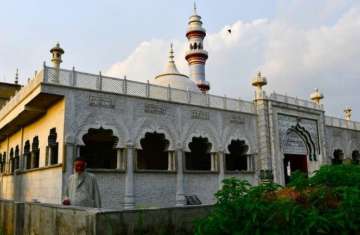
[0,0,359,119]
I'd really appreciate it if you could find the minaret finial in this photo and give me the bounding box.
[169,43,175,63]
[193,1,197,15]
[15,68,19,84]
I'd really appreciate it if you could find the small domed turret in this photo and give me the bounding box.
[50,42,64,69]
[344,107,352,121]
[310,88,324,105]
[252,71,267,99]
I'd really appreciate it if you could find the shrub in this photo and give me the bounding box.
[196,164,360,235]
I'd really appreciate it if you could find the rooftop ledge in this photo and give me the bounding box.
[1,66,358,132]
[0,66,256,123]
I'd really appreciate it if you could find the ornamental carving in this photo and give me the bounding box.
[89,95,114,109]
[191,110,209,120]
[144,103,167,115]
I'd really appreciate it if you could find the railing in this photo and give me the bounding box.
[325,116,360,130]
[44,66,256,114]
[269,92,323,110]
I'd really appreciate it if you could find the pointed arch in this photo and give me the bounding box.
[133,118,176,151]
[282,123,317,161]
[182,121,220,152]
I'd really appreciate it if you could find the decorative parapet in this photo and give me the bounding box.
[43,66,256,114]
[0,66,257,121]
[269,92,324,111]
[325,116,360,131]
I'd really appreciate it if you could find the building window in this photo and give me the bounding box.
[14,145,20,170]
[47,128,59,165]
[332,149,344,165]
[352,150,360,165]
[9,148,14,174]
[1,152,6,173]
[185,137,212,171]
[24,141,31,169]
[80,128,118,169]
[225,140,249,171]
[137,132,170,170]
[0,152,5,173]
[31,137,40,168]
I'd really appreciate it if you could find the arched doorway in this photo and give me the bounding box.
[282,130,309,184]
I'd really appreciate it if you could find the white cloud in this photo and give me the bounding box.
[106,6,360,119]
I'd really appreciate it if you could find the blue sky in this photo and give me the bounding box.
[0,0,359,119]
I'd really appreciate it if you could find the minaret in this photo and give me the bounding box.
[50,42,64,69]
[185,3,209,93]
[49,42,64,83]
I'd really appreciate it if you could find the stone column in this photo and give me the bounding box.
[175,148,185,206]
[218,151,225,190]
[254,98,274,183]
[116,149,122,170]
[124,145,135,209]
[61,143,76,201]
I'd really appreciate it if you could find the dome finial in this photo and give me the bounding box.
[15,68,19,84]
[193,1,197,15]
[169,43,175,63]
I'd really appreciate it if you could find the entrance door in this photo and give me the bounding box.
[283,154,308,184]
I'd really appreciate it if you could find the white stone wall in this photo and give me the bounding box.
[134,173,176,208]
[91,172,126,209]
[325,126,360,160]
[184,174,219,205]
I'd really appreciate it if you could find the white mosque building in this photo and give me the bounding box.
[0,6,359,209]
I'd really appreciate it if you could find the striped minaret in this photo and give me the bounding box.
[185,3,210,93]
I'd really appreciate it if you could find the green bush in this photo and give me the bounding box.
[195,164,360,235]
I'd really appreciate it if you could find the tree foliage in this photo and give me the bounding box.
[196,164,360,235]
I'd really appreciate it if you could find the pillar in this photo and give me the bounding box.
[61,143,76,201]
[218,151,225,189]
[116,149,123,170]
[124,145,135,209]
[175,148,185,206]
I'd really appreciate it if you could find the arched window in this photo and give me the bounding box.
[1,152,6,173]
[185,137,212,171]
[31,137,40,168]
[0,153,2,173]
[137,132,170,170]
[225,140,249,171]
[352,150,360,165]
[193,42,198,50]
[24,141,31,169]
[198,42,203,49]
[47,128,58,165]
[80,128,118,169]
[9,148,14,173]
[332,149,344,165]
[14,145,19,170]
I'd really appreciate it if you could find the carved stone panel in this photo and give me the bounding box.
[283,131,307,155]
[278,114,319,155]
[89,95,114,109]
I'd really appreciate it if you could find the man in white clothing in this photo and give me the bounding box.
[63,156,101,208]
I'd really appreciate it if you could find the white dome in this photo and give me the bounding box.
[151,73,200,92]
[150,44,200,92]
